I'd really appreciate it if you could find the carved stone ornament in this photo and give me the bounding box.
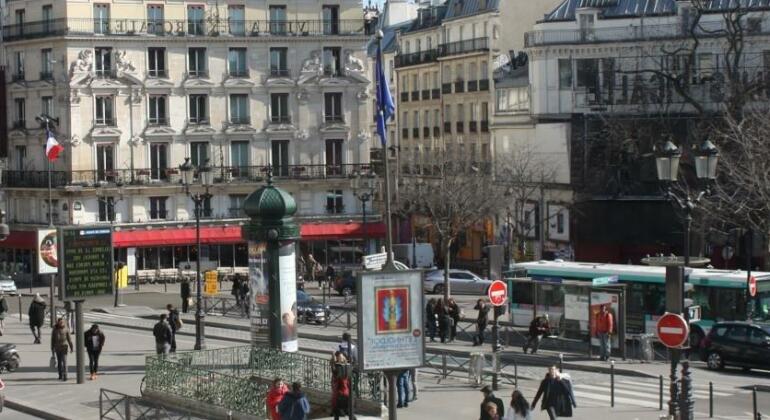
[344,50,365,74]
[68,135,81,147]
[357,90,369,101]
[69,89,81,104]
[294,130,309,141]
[296,89,309,103]
[128,135,143,146]
[70,50,93,75]
[356,130,371,143]
[301,51,322,75]
[115,50,137,73]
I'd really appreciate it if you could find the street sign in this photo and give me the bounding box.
[60,228,114,300]
[204,271,218,295]
[656,312,689,349]
[592,275,618,286]
[749,275,757,297]
[488,280,508,306]
[363,253,388,270]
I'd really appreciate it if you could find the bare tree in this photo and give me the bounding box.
[398,154,500,301]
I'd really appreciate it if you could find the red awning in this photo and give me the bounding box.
[300,222,386,240]
[0,231,38,249]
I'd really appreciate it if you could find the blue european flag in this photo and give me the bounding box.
[375,44,395,147]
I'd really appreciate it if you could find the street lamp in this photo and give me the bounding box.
[654,138,719,420]
[351,171,379,255]
[179,157,213,351]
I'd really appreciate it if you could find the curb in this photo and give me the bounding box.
[5,398,71,420]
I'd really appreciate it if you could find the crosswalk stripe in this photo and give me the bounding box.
[575,383,662,400]
[616,380,733,397]
[571,390,660,408]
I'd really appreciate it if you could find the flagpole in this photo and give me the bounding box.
[376,30,396,269]
[45,119,56,329]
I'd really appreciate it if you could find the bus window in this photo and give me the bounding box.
[693,286,746,321]
[753,291,770,321]
[510,281,533,305]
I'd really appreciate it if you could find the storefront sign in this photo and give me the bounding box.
[61,228,114,300]
[37,229,58,275]
[357,270,424,371]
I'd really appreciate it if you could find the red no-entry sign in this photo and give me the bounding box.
[656,312,689,349]
[749,276,757,297]
[488,280,507,307]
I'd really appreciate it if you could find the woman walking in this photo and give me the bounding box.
[531,366,577,419]
[51,318,74,381]
[266,377,288,420]
[331,352,351,419]
[28,294,46,344]
[84,324,105,380]
[502,390,532,420]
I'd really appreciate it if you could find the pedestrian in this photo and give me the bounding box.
[28,293,46,344]
[396,369,410,408]
[531,366,577,420]
[266,377,288,420]
[331,351,351,420]
[338,332,357,365]
[152,314,173,356]
[474,299,490,346]
[435,299,449,343]
[307,254,321,288]
[502,390,532,420]
[180,279,191,313]
[166,304,180,353]
[0,291,8,336]
[447,297,461,342]
[485,402,501,420]
[239,279,250,315]
[51,317,73,381]
[231,274,242,306]
[278,382,311,420]
[84,324,105,380]
[594,304,614,361]
[326,265,336,286]
[425,298,437,342]
[480,384,505,420]
[409,367,418,401]
[523,315,550,355]
[64,300,74,332]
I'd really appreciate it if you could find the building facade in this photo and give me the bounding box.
[1,0,379,284]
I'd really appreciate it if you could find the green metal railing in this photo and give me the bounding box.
[144,346,382,416]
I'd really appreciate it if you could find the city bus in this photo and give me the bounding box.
[509,260,770,346]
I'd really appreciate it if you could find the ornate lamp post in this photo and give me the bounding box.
[351,171,379,255]
[179,157,213,350]
[654,139,719,420]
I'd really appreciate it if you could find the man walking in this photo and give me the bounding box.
[153,314,173,356]
[28,293,46,344]
[0,292,8,335]
[166,304,180,353]
[180,279,191,313]
[595,304,614,361]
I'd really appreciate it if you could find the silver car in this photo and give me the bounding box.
[424,269,492,295]
[0,275,17,295]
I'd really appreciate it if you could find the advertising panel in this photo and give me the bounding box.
[357,270,424,371]
[60,228,114,300]
[248,241,269,347]
[590,291,620,349]
[37,229,58,275]
[278,243,298,352]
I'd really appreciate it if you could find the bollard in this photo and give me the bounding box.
[514,358,518,388]
[610,360,615,408]
[709,382,713,418]
[753,387,758,420]
[492,352,499,391]
[164,280,168,293]
[18,294,22,322]
[659,375,664,411]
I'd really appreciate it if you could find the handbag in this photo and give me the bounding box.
[49,353,56,370]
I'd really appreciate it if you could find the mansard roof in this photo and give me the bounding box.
[543,0,770,22]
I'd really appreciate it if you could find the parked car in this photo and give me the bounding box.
[333,261,410,296]
[0,275,17,295]
[296,290,329,324]
[701,321,770,371]
[423,269,492,295]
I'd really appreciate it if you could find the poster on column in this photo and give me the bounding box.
[278,243,298,352]
[37,229,59,275]
[248,241,269,347]
[589,291,620,349]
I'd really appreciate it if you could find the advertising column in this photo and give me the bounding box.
[248,241,269,347]
[278,242,298,352]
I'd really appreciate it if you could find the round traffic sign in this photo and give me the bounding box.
[488,280,508,307]
[749,275,757,297]
[656,312,689,349]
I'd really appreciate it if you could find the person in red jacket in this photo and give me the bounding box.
[595,305,614,361]
[266,377,288,420]
[331,351,352,420]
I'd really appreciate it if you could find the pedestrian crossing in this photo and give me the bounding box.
[569,378,741,409]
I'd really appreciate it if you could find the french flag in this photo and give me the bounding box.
[45,130,63,162]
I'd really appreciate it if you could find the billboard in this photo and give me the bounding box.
[278,243,298,352]
[249,241,269,347]
[37,229,58,275]
[357,270,424,371]
[60,228,114,300]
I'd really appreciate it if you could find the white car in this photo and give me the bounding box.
[0,275,17,295]
[424,269,492,295]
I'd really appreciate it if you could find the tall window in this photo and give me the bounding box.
[94,47,112,77]
[13,98,25,128]
[322,5,340,35]
[187,5,205,35]
[324,93,343,122]
[190,142,209,168]
[326,190,344,214]
[147,5,164,35]
[413,111,419,138]
[13,51,24,80]
[42,96,54,118]
[270,93,290,123]
[325,139,343,175]
[270,48,288,76]
[444,104,452,132]
[228,5,245,36]
[269,6,287,34]
[323,47,342,76]
[148,47,166,77]
[150,143,168,181]
[42,5,53,33]
[188,48,207,77]
[94,4,109,34]
[195,196,213,218]
[271,140,290,176]
[558,59,572,89]
[455,63,465,92]
[149,197,168,220]
[14,146,26,171]
[40,49,52,79]
[230,141,249,177]
[148,95,168,125]
[228,48,247,77]
[456,103,464,133]
[189,94,208,124]
[229,195,247,217]
[96,144,114,181]
[95,96,114,126]
[98,197,115,222]
[229,94,250,124]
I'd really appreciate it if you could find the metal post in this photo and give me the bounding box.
[49,274,56,328]
[746,229,753,319]
[194,197,205,350]
[387,370,398,420]
[753,387,758,420]
[610,360,615,408]
[346,335,354,420]
[492,352,499,391]
[75,300,84,384]
[362,199,367,255]
[659,375,664,411]
[669,348,680,417]
[709,381,713,418]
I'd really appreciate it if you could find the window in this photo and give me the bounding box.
[148,47,166,77]
[194,195,213,218]
[326,190,344,214]
[150,143,168,181]
[149,197,168,220]
[455,63,465,92]
[272,140,290,176]
[269,5,287,34]
[189,95,208,124]
[481,102,489,131]
[94,4,109,34]
[94,47,112,77]
[497,87,529,112]
[556,212,565,234]
[698,53,714,79]
[188,5,205,35]
[456,103,465,133]
[41,96,54,118]
[231,141,249,177]
[727,326,748,341]
[229,195,247,217]
[434,109,440,135]
[96,144,114,182]
[190,142,209,169]
[228,48,247,77]
[98,197,116,222]
[323,47,342,76]
[147,4,164,35]
[95,96,114,126]
[13,51,24,80]
[326,139,343,175]
[13,98,25,128]
[14,146,26,171]
[402,111,409,139]
[444,104,452,132]
[229,94,250,124]
[270,48,288,76]
[413,111,419,138]
[748,328,769,345]
[576,58,599,91]
[324,93,343,122]
[469,62,477,82]
[558,59,572,89]
[148,95,168,125]
[228,5,245,36]
[470,103,478,132]
[271,93,290,123]
[323,5,340,35]
[40,49,52,79]
[42,5,53,33]
[188,48,207,77]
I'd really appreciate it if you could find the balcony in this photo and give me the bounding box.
[2,164,377,189]
[270,115,291,124]
[95,118,116,127]
[479,79,490,91]
[148,117,169,127]
[411,91,419,101]
[11,120,25,130]
[421,90,430,100]
[188,70,208,78]
[324,115,344,124]
[2,17,371,42]
[269,68,290,77]
[433,126,441,138]
[442,83,452,94]
[481,120,489,132]
[95,68,113,78]
[39,71,53,80]
[469,121,478,133]
[438,37,489,58]
[443,122,451,134]
[454,81,465,93]
[412,128,420,139]
[400,92,409,103]
[230,116,251,125]
[394,49,439,68]
[456,122,464,133]
[402,128,409,139]
[11,73,24,82]
[149,210,168,220]
[148,69,168,78]
[468,80,478,92]
[431,89,440,99]
[229,70,249,78]
[228,208,246,218]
